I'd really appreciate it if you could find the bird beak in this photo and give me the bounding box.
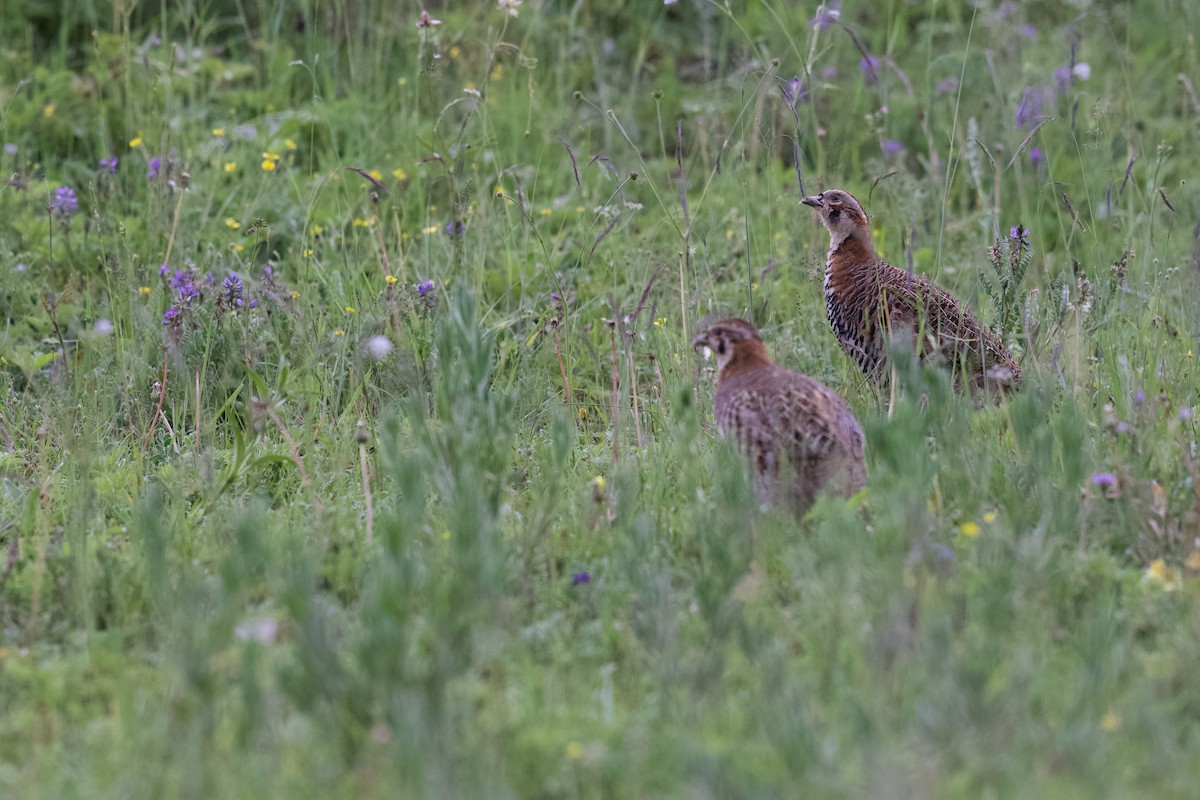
[691,332,708,350]
[800,195,822,208]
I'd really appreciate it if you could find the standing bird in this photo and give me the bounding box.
[693,318,867,513]
[801,189,1021,400]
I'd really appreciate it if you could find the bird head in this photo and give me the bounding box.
[800,189,871,244]
[692,317,768,375]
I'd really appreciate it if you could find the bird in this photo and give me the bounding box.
[801,188,1022,401]
[692,318,867,514]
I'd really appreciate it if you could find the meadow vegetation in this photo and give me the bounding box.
[1,0,1198,796]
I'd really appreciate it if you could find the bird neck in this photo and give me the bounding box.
[826,227,879,275]
[717,340,773,385]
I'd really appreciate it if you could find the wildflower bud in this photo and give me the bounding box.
[181,172,190,189]
[771,57,780,67]
[354,421,369,444]
[650,89,663,100]
[629,172,638,180]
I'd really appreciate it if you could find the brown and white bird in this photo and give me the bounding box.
[801,188,1021,400]
[693,318,867,513]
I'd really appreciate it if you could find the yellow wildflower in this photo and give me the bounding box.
[212,128,225,136]
[43,104,56,118]
[334,329,345,336]
[393,167,408,181]
[234,243,245,253]
[291,291,300,299]
[303,249,314,258]
[129,136,144,149]
[449,46,461,59]
[1100,712,1120,732]
[1145,559,1167,581]
[576,206,586,213]
[386,275,398,284]
[344,306,357,313]
[422,225,439,234]
[959,521,981,538]
[310,225,324,236]
[284,138,297,150]
[983,511,997,524]
[223,161,237,173]
[368,169,383,181]
[490,64,504,81]
[137,286,152,296]
[224,217,240,230]
[565,742,583,760]
[538,208,551,216]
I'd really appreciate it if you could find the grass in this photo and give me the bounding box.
[1,0,1199,796]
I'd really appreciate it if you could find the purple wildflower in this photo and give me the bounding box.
[1180,407,1193,421]
[1008,225,1030,248]
[100,155,119,174]
[147,157,161,179]
[859,55,880,86]
[3,143,16,155]
[50,186,79,220]
[809,0,840,30]
[1133,390,1145,407]
[882,139,905,157]
[158,263,171,277]
[1054,66,1072,94]
[222,272,244,295]
[162,307,181,325]
[821,66,838,80]
[781,76,807,108]
[262,265,273,279]
[934,544,956,563]
[444,220,464,238]
[415,9,440,27]
[1015,86,1044,129]
[170,270,188,289]
[178,282,200,301]
[416,279,435,298]
[550,292,562,301]
[571,571,591,586]
[1019,23,1036,40]
[1029,147,1045,171]
[1090,471,1117,488]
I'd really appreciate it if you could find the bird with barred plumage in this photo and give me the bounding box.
[801,188,1022,402]
[693,318,867,514]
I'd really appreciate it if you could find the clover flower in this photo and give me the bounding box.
[50,186,79,221]
[99,155,119,174]
[147,157,161,179]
